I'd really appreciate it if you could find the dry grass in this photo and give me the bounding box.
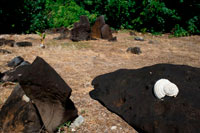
[0,31,200,132]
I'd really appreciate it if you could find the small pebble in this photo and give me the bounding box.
[127,47,142,55]
[40,44,45,49]
[111,126,117,130]
[134,36,144,41]
[71,128,76,132]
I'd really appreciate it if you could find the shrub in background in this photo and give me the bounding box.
[0,0,199,36]
[24,0,47,33]
[75,0,200,36]
[45,0,97,28]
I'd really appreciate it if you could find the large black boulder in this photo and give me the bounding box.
[90,64,200,133]
[1,56,78,132]
[70,16,91,41]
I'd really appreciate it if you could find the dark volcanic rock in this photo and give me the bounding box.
[3,56,78,132]
[70,16,91,42]
[5,40,15,47]
[0,85,43,133]
[0,38,15,47]
[18,61,31,67]
[91,15,105,39]
[7,56,24,68]
[0,38,5,46]
[126,47,142,54]
[101,24,113,40]
[16,41,32,47]
[0,72,4,80]
[90,64,200,133]
[108,36,117,42]
[0,49,11,54]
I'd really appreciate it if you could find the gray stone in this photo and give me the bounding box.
[101,24,113,40]
[18,61,31,67]
[127,47,142,54]
[16,41,32,47]
[134,36,144,41]
[7,56,24,68]
[0,38,15,47]
[0,49,11,54]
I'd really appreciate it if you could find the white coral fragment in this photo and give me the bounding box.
[22,94,30,102]
[154,79,179,100]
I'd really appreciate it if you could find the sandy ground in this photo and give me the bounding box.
[0,31,200,133]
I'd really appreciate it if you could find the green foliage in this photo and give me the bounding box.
[132,0,180,33]
[173,24,189,37]
[187,16,200,34]
[46,0,97,28]
[36,31,46,39]
[24,0,47,33]
[0,0,199,36]
[56,121,71,133]
[76,0,200,36]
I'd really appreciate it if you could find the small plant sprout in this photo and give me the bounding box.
[57,121,71,133]
[36,31,46,48]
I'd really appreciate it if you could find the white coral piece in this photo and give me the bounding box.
[154,79,179,100]
[22,94,30,102]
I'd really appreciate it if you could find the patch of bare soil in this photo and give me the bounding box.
[0,31,200,132]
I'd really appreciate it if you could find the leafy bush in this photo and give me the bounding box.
[75,0,200,36]
[45,0,97,28]
[24,0,47,33]
[173,24,189,37]
[0,0,199,36]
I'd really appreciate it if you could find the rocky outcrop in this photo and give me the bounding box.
[101,24,113,40]
[91,15,105,39]
[90,64,200,133]
[91,16,116,41]
[70,16,91,41]
[0,56,78,133]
